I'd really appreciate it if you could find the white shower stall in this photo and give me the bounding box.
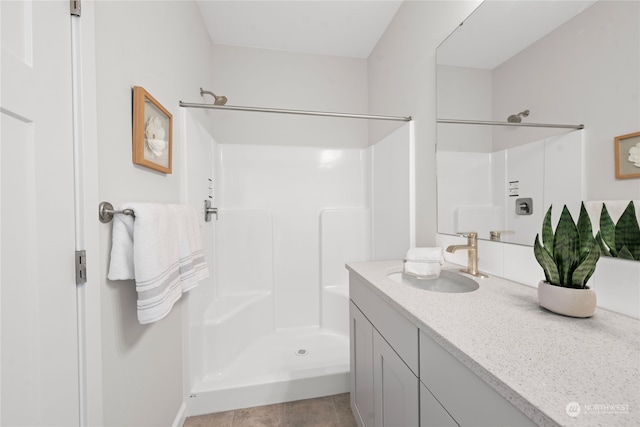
[182,110,414,415]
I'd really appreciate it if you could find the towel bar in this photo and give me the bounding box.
[99,200,218,223]
[99,201,135,223]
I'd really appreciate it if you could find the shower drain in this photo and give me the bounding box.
[295,348,309,356]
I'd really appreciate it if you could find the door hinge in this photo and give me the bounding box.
[70,0,81,17]
[76,250,87,284]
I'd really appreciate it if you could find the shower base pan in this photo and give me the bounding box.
[188,328,350,416]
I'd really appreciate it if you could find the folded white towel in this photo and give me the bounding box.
[405,247,444,262]
[404,247,444,278]
[107,203,209,324]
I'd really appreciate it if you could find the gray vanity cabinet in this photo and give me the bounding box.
[349,271,536,427]
[349,273,420,427]
[349,301,375,427]
[420,382,457,427]
[419,331,535,427]
[373,329,419,427]
[349,301,419,427]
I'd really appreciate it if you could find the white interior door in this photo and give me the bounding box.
[1,1,80,425]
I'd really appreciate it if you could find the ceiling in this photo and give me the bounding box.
[196,1,404,59]
[437,0,597,69]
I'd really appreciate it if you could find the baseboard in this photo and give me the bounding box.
[172,402,187,427]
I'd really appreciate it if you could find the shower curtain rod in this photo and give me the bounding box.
[179,101,412,122]
[437,118,584,129]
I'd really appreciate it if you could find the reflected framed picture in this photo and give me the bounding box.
[615,131,640,179]
[132,86,172,174]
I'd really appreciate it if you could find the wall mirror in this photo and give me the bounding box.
[436,0,611,247]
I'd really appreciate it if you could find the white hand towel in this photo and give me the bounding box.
[107,203,209,324]
[404,247,444,278]
[405,247,445,262]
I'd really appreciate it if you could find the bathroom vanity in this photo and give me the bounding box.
[347,260,640,427]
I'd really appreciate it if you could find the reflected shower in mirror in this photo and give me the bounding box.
[436,0,639,247]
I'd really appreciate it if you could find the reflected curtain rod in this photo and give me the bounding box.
[179,101,412,122]
[438,118,584,129]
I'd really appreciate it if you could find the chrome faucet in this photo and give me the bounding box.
[446,232,488,278]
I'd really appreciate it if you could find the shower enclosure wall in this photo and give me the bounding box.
[182,111,414,415]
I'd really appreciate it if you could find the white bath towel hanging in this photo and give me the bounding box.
[170,204,209,293]
[107,203,209,324]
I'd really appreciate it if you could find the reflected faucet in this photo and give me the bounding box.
[446,232,488,278]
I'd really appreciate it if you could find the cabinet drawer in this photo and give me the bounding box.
[420,331,535,427]
[350,272,418,375]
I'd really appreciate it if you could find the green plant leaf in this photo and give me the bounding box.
[571,240,600,288]
[599,203,617,256]
[577,202,594,260]
[617,245,635,260]
[595,231,612,257]
[534,234,559,284]
[541,205,554,258]
[614,201,640,260]
[553,206,580,287]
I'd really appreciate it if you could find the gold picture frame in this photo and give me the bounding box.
[132,86,173,174]
[615,131,640,179]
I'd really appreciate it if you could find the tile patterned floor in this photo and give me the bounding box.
[183,393,358,427]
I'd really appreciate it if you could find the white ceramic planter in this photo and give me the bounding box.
[537,281,597,318]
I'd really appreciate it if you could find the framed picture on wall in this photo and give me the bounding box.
[132,86,173,174]
[615,131,640,179]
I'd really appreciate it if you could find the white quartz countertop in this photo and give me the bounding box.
[346,260,640,427]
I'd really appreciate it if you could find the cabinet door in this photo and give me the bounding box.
[373,330,419,427]
[420,382,458,427]
[350,301,375,427]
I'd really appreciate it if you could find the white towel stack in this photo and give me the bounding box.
[404,247,444,279]
[107,203,209,324]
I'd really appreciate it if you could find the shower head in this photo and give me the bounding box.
[200,88,228,105]
[507,109,530,123]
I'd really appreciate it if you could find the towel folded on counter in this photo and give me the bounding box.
[404,247,444,278]
[107,203,209,324]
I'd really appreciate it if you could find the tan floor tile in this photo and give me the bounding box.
[183,410,234,427]
[233,403,284,427]
[181,394,355,427]
[331,394,358,427]
[283,396,339,427]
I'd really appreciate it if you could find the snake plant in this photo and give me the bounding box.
[596,201,640,261]
[534,203,600,289]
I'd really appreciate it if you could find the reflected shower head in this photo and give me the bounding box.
[507,109,530,123]
[200,88,228,105]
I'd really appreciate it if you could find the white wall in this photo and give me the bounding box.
[368,0,483,247]
[93,2,214,425]
[437,65,493,152]
[209,44,368,148]
[372,123,415,260]
[493,0,640,202]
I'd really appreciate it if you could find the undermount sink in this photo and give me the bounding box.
[387,270,479,293]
